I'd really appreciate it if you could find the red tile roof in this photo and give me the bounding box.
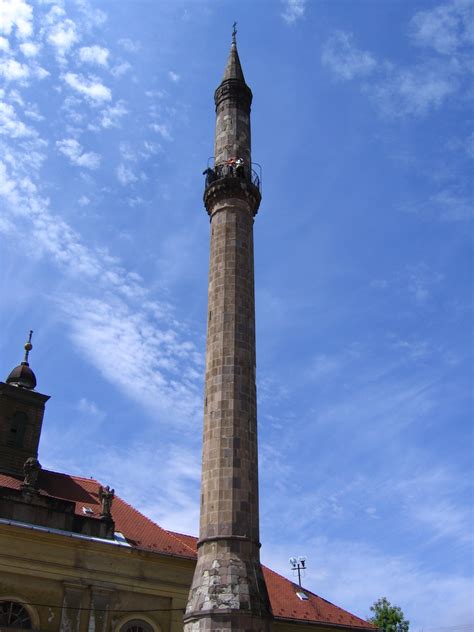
[0,470,374,630]
[262,566,374,628]
[0,470,195,558]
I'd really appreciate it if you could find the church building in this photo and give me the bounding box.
[0,34,376,632]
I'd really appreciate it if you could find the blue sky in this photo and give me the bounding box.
[0,0,472,628]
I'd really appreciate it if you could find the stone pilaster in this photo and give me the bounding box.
[60,582,86,632]
[88,587,114,632]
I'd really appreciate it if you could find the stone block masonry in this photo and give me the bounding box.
[184,36,272,632]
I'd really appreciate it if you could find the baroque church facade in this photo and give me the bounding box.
[0,36,375,632]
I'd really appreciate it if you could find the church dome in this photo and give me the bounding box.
[6,331,37,390]
[6,362,37,390]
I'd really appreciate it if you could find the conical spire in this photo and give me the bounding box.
[222,24,246,83]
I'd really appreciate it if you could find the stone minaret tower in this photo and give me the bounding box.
[184,33,272,632]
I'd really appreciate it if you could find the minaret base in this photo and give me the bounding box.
[184,613,272,632]
[184,540,272,631]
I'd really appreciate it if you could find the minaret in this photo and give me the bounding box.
[184,29,272,632]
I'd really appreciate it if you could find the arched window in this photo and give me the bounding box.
[119,619,155,632]
[8,412,28,447]
[0,601,32,629]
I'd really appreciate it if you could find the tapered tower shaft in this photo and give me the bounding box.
[184,37,272,631]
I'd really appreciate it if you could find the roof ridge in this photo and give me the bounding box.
[164,529,199,556]
[42,468,100,484]
[261,563,305,591]
[167,529,197,540]
[111,496,196,558]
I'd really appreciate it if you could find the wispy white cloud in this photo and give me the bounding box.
[0,161,16,202]
[405,262,444,304]
[141,140,161,158]
[308,346,362,381]
[63,72,111,103]
[281,0,306,25]
[24,105,43,122]
[56,138,101,169]
[0,0,33,39]
[77,397,105,421]
[118,37,140,53]
[0,35,9,51]
[371,262,449,306]
[168,70,180,82]
[389,336,432,361]
[46,16,79,60]
[399,187,473,221]
[409,0,474,55]
[127,196,144,208]
[0,100,36,137]
[110,61,131,78]
[432,188,474,221]
[0,57,30,82]
[394,467,473,545]
[19,40,39,57]
[97,100,128,129]
[321,30,377,79]
[446,132,474,159]
[322,0,473,117]
[116,162,138,185]
[75,0,107,29]
[0,128,202,419]
[150,122,172,140]
[79,44,109,67]
[119,141,136,162]
[370,62,458,117]
[60,295,202,423]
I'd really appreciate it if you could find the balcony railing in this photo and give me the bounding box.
[203,159,262,193]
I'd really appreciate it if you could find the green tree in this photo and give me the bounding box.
[369,597,409,632]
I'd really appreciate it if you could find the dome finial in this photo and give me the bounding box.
[23,330,33,364]
[232,21,237,45]
[6,330,37,389]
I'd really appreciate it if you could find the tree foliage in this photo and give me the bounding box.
[369,597,409,632]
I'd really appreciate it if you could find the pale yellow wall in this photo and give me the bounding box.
[0,522,192,632]
[0,522,363,632]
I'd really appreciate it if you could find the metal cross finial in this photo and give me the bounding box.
[23,330,33,364]
[232,21,237,44]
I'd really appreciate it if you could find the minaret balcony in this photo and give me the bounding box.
[203,159,261,191]
[203,160,262,216]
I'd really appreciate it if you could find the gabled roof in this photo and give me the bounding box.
[0,470,374,630]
